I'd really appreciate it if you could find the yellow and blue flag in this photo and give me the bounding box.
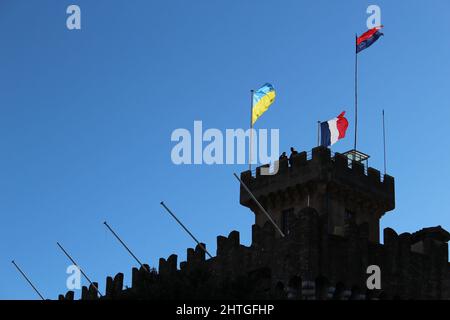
[252,83,276,125]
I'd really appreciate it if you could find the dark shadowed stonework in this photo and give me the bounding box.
[59,146,450,300]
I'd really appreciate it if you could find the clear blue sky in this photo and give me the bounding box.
[1,0,449,300]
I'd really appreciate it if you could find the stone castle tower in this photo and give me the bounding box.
[240,147,394,244]
[59,146,450,300]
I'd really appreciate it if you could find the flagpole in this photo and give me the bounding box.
[317,121,320,146]
[160,201,213,258]
[382,109,387,175]
[354,33,358,154]
[56,242,103,297]
[11,260,45,300]
[249,89,254,172]
[103,221,149,272]
[233,173,285,237]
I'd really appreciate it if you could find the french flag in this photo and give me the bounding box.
[320,112,349,147]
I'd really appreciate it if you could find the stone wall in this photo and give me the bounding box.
[59,208,450,300]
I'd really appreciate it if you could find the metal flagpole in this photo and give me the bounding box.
[160,201,213,258]
[249,89,254,172]
[56,242,103,297]
[233,173,285,237]
[103,221,149,272]
[11,260,45,300]
[354,33,359,153]
[317,121,321,146]
[382,109,387,175]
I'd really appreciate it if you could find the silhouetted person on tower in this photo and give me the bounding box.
[289,147,298,166]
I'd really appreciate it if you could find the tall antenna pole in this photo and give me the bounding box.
[249,89,254,172]
[11,260,45,300]
[160,201,213,258]
[354,33,359,153]
[56,242,103,297]
[103,221,148,272]
[233,173,285,237]
[382,109,387,175]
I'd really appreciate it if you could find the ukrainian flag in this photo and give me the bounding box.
[252,83,276,125]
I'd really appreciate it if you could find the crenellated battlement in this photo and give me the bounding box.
[58,209,450,300]
[56,146,450,300]
[240,146,394,210]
